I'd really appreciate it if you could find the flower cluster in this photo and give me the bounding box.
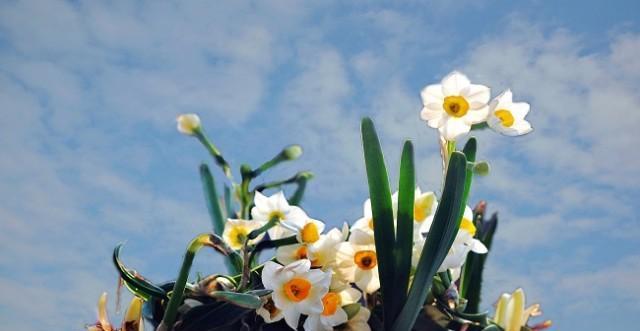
[420,71,532,140]
[87,70,549,331]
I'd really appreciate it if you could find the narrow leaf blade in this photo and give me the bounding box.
[392,140,415,322]
[361,117,396,330]
[392,152,467,331]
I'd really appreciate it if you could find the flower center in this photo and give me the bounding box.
[414,195,435,223]
[268,211,285,221]
[494,109,514,127]
[354,250,378,270]
[321,292,342,316]
[228,226,249,248]
[367,218,374,230]
[460,218,476,237]
[301,222,320,243]
[283,277,312,302]
[443,96,470,118]
[295,245,309,260]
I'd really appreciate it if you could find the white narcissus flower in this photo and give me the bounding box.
[303,287,362,331]
[176,114,201,135]
[261,260,331,330]
[340,306,372,331]
[251,191,308,240]
[222,219,266,250]
[277,228,345,270]
[420,71,490,140]
[438,206,488,272]
[487,89,533,136]
[335,241,380,294]
[494,288,551,331]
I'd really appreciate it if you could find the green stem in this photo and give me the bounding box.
[160,234,213,330]
[194,128,234,182]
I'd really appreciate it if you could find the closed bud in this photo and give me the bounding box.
[176,114,201,135]
[473,161,490,176]
[281,145,303,160]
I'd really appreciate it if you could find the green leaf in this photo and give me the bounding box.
[481,324,501,331]
[392,140,415,322]
[463,213,498,313]
[113,244,167,301]
[361,117,396,330]
[392,152,467,331]
[209,291,262,309]
[461,137,477,208]
[200,164,226,236]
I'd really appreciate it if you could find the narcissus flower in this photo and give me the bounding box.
[335,241,380,293]
[494,288,551,331]
[303,287,362,331]
[276,228,345,269]
[420,71,490,140]
[261,260,332,329]
[86,292,143,331]
[176,114,201,135]
[222,219,266,250]
[487,89,533,136]
[251,191,308,240]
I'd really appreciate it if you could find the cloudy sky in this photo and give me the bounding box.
[1,1,639,330]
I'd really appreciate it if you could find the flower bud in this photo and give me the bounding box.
[281,145,303,160]
[473,161,490,176]
[176,114,201,135]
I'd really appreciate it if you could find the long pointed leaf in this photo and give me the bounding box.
[361,117,396,330]
[113,244,167,300]
[392,140,415,322]
[392,152,467,331]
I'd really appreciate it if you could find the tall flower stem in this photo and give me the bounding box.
[159,234,214,330]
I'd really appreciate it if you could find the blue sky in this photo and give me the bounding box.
[1,1,639,330]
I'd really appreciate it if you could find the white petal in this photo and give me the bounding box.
[463,106,489,125]
[282,307,302,330]
[462,84,490,107]
[262,261,283,290]
[441,71,471,96]
[471,239,488,254]
[420,84,445,107]
[303,314,323,331]
[439,118,471,140]
[283,259,311,274]
[339,288,363,304]
[420,107,443,124]
[510,102,530,119]
[326,308,349,326]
